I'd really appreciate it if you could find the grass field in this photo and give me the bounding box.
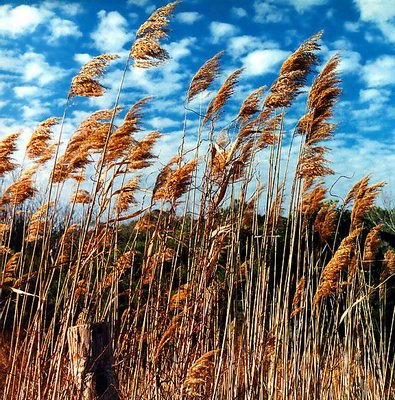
[0,2,394,399]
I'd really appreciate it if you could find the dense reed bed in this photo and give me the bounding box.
[0,3,394,399]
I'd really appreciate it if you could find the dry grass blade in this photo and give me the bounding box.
[69,54,119,97]
[187,51,224,103]
[131,1,178,68]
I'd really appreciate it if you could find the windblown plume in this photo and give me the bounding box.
[264,31,322,109]
[35,143,57,167]
[291,276,306,318]
[25,203,52,242]
[349,176,385,231]
[363,224,383,262]
[26,117,60,159]
[153,157,197,202]
[297,54,342,144]
[69,54,119,97]
[314,202,337,243]
[127,130,161,171]
[301,184,327,225]
[381,249,395,283]
[0,132,19,177]
[73,189,92,204]
[203,68,244,125]
[131,1,178,68]
[313,228,362,306]
[183,350,219,396]
[1,168,37,205]
[105,98,151,164]
[237,86,265,124]
[114,177,140,212]
[187,51,223,103]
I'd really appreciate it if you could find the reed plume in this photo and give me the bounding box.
[131,1,178,68]
[363,224,383,262]
[114,177,140,212]
[1,167,37,205]
[183,350,219,397]
[73,189,92,204]
[26,117,60,159]
[127,130,161,171]
[153,157,197,202]
[105,98,151,164]
[349,176,385,231]
[25,202,52,242]
[69,54,119,97]
[187,51,223,103]
[0,132,19,177]
[203,68,244,125]
[313,228,362,306]
[264,31,322,109]
[291,276,306,318]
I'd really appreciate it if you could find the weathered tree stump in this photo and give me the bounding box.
[67,322,120,400]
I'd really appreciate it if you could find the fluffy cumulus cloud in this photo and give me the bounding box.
[241,49,290,76]
[228,35,279,58]
[0,3,82,42]
[91,10,131,53]
[209,21,238,43]
[176,12,202,24]
[48,18,82,43]
[0,5,49,36]
[354,0,395,42]
[362,55,395,87]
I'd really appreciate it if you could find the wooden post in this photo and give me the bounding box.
[67,322,120,399]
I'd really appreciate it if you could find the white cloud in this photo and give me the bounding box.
[22,99,51,120]
[209,22,238,44]
[241,49,290,76]
[344,21,360,32]
[48,18,82,43]
[41,1,83,17]
[127,0,150,6]
[228,35,279,58]
[286,0,328,12]
[0,5,49,36]
[14,86,41,98]
[253,1,286,23]
[359,88,391,102]
[354,0,395,42]
[22,52,66,86]
[362,55,395,87]
[148,117,178,129]
[253,0,327,22]
[73,53,93,65]
[176,12,202,24]
[91,11,131,53]
[231,7,247,18]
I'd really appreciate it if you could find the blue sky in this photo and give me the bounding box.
[0,0,394,204]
